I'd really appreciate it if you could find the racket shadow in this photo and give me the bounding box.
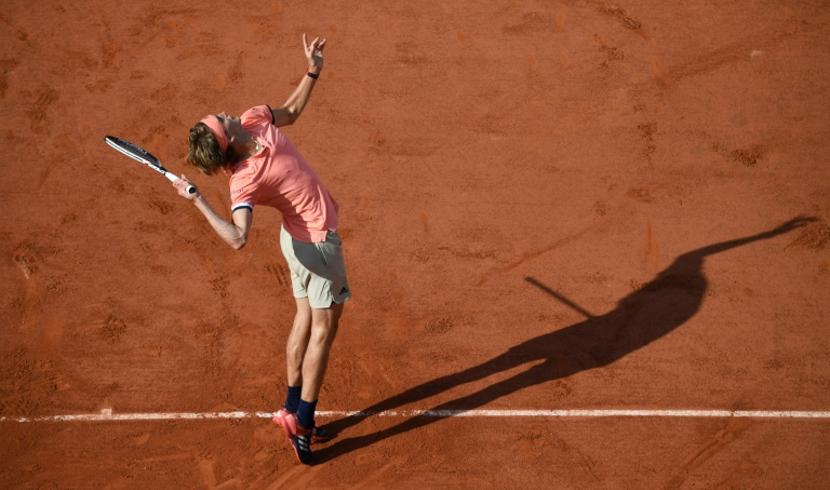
[312,216,813,464]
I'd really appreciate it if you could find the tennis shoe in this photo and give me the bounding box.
[272,408,292,430]
[280,412,313,465]
[273,409,333,443]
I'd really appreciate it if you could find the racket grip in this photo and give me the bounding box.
[164,172,197,194]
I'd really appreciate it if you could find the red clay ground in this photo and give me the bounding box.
[1,0,829,488]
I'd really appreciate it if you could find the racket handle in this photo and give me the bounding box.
[164,172,197,195]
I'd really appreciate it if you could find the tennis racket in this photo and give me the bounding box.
[104,135,196,194]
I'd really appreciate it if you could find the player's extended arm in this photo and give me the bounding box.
[272,34,326,127]
[173,176,252,250]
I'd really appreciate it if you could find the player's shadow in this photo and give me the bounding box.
[314,216,812,463]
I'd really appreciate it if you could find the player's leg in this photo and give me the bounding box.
[299,302,343,408]
[274,297,335,459]
[278,224,315,417]
[281,230,350,463]
[284,297,312,412]
[295,230,349,422]
[283,302,343,465]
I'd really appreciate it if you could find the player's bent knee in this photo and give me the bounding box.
[286,342,304,358]
[310,321,337,344]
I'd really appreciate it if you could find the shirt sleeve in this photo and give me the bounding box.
[240,105,275,130]
[230,171,257,212]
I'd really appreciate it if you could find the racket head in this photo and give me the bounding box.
[104,135,161,166]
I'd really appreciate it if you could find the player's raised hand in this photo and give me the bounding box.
[303,33,326,70]
[767,215,817,236]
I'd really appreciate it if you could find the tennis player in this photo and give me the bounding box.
[173,34,348,465]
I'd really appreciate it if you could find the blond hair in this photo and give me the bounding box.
[187,123,226,175]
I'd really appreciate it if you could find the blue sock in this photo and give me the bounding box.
[284,385,302,413]
[297,398,317,429]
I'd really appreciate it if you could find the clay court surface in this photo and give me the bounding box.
[2,0,829,487]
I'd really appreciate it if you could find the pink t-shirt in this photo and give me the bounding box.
[229,105,339,243]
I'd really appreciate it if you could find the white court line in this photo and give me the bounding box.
[2,409,830,423]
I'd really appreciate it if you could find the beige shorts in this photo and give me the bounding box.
[279,225,352,309]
